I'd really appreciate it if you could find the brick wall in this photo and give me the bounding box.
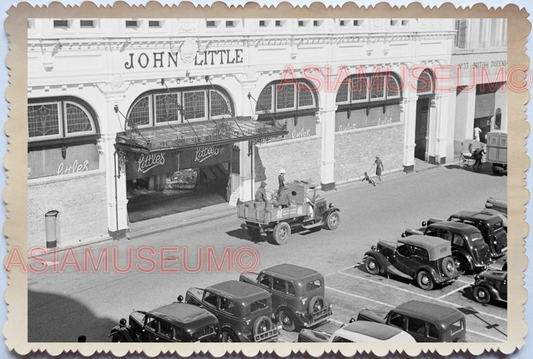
[254,137,322,190]
[334,123,405,182]
[28,171,109,249]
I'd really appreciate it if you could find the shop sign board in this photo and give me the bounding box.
[335,104,401,132]
[28,144,99,179]
[126,145,232,179]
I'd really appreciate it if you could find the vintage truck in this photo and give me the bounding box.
[486,131,507,174]
[237,181,340,245]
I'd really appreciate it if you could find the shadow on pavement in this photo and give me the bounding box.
[28,289,117,342]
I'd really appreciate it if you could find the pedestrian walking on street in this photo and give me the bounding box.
[373,156,384,183]
[278,169,286,194]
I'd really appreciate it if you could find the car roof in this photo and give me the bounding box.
[428,221,481,235]
[452,211,501,224]
[207,280,270,301]
[262,264,321,281]
[394,300,464,325]
[335,321,412,342]
[398,235,452,260]
[148,302,217,327]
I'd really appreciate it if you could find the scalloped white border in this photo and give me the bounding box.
[3,1,529,356]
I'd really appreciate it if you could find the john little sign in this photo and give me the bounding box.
[124,49,244,70]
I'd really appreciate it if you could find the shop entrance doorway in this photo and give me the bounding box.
[415,97,430,161]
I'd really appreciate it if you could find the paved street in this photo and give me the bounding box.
[28,163,507,343]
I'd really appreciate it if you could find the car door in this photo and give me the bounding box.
[271,276,289,311]
[142,316,173,342]
[405,317,432,342]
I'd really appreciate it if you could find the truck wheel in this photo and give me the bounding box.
[278,309,296,332]
[473,286,491,304]
[417,270,435,291]
[364,256,380,275]
[324,212,340,230]
[247,227,261,240]
[221,329,238,342]
[253,315,273,338]
[273,222,291,245]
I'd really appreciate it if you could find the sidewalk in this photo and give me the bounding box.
[126,158,442,240]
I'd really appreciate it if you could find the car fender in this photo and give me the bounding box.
[452,249,474,270]
[475,280,502,300]
[319,207,340,222]
[364,251,390,274]
[417,265,440,282]
[221,324,250,342]
[276,305,306,326]
[109,326,136,342]
[297,328,331,343]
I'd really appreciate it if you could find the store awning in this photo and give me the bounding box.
[115,116,288,154]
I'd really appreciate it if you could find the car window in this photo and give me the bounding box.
[332,336,353,343]
[145,316,159,332]
[413,247,429,260]
[203,292,218,308]
[388,312,405,329]
[449,319,464,335]
[397,244,413,257]
[428,323,439,339]
[287,281,296,295]
[452,233,464,246]
[258,274,270,287]
[493,220,503,230]
[407,317,427,336]
[307,279,322,291]
[471,232,484,242]
[441,230,453,242]
[220,297,235,314]
[273,277,286,292]
[250,299,268,312]
[159,320,173,338]
[173,326,185,341]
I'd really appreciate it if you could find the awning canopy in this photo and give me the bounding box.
[115,116,288,154]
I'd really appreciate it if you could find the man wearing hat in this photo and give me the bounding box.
[278,169,286,195]
[255,181,269,203]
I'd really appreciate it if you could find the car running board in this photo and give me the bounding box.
[385,265,413,280]
[301,222,323,230]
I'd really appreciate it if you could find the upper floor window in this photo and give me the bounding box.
[28,100,97,141]
[335,72,402,105]
[455,19,467,49]
[127,86,233,128]
[255,80,317,114]
[417,69,434,95]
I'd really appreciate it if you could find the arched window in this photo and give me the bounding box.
[335,72,403,106]
[417,69,434,95]
[127,86,233,127]
[28,97,98,144]
[255,79,318,115]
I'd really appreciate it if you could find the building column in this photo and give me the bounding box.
[427,95,439,164]
[102,97,129,239]
[433,91,453,164]
[318,86,337,190]
[402,92,418,173]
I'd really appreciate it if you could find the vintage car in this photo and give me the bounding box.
[403,221,492,272]
[357,300,466,342]
[297,320,416,343]
[363,235,460,290]
[240,263,333,331]
[185,280,280,342]
[485,197,507,215]
[471,269,507,304]
[446,211,507,258]
[237,181,340,245]
[109,296,219,342]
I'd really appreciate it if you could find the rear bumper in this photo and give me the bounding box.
[297,306,333,328]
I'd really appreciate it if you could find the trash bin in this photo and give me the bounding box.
[45,210,59,248]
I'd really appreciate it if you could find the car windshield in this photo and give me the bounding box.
[250,299,268,312]
[493,220,503,230]
[470,233,484,242]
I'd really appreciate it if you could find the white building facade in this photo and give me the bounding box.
[27,18,506,248]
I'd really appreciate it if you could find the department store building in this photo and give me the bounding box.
[26,17,507,248]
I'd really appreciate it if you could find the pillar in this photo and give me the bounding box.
[319,89,337,191]
[402,90,418,173]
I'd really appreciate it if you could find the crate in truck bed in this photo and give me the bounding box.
[237,201,308,223]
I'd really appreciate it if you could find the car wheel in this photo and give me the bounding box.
[111,334,125,343]
[364,256,380,275]
[417,270,435,291]
[253,315,273,338]
[325,212,340,230]
[278,309,296,332]
[473,285,491,304]
[442,257,457,277]
[273,222,291,245]
[221,329,238,343]
[308,295,325,316]
[452,255,468,272]
[247,227,261,240]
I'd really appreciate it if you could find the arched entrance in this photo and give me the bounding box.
[414,69,434,161]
